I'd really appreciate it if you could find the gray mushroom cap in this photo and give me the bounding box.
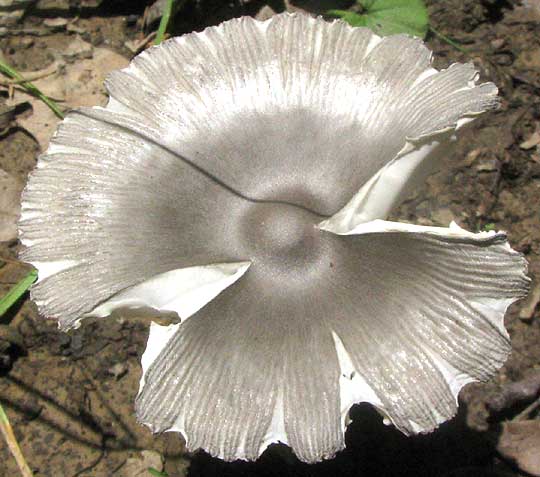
[19,13,529,463]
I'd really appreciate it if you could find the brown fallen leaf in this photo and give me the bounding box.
[66,22,85,34]
[520,131,540,150]
[507,0,540,23]
[0,0,36,28]
[43,17,68,30]
[5,45,129,151]
[144,0,168,29]
[33,0,102,13]
[487,370,540,413]
[497,420,540,477]
[519,279,540,321]
[0,169,23,242]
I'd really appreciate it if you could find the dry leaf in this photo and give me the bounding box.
[43,17,68,29]
[0,0,36,27]
[498,420,540,476]
[5,45,129,151]
[520,131,540,150]
[488,371,540,412]
[508,0,540,23]
[0,168,23,242]
[519,280,540,321]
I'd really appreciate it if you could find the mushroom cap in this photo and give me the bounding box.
[19,13,529,463]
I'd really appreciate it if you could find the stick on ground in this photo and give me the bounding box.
[0,402,33,477]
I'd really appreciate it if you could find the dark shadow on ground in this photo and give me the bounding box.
[187,402,499,477]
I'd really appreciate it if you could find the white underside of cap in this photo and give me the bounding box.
[134,262,251,452]
[326,218,501,240]
[331,331,384,431]
[331,329,432,434]
[470,296,516,340]
[318,138,450,235]
[86,261,251,319]
[141,322,191,448]
[424,348,476,404]
[319,105,481,237]
[258,389,288,456]
[31,259,79,283]
[139,321,181,392]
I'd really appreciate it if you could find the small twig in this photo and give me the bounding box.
[154,0,175,45]
[125,31,157,54]
[0,59,64,119]
[0,28,50,37]
[0,63,58,86]
[0,402,33,477]
[513,394,540,421]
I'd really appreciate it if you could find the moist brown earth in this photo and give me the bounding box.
[1,1,540,476]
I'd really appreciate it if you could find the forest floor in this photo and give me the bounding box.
[0,0,540,476]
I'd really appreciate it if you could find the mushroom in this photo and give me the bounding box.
[19,13,529,463]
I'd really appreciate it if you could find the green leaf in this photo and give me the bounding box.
[0,269,38,317]
[327,9,367,27]
[328,0,429,38]
[148,468,168,477]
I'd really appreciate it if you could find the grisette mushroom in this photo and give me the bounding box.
[19,12,529,463]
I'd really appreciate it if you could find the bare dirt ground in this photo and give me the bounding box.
[0,1,539,476]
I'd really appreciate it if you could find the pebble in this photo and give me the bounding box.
[490,38,506,50]
[475,159,499,172]
[107,362,128,380]
[498,420,540,476]
[43,17,68,29]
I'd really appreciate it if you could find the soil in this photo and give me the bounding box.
[1,0,540,476]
